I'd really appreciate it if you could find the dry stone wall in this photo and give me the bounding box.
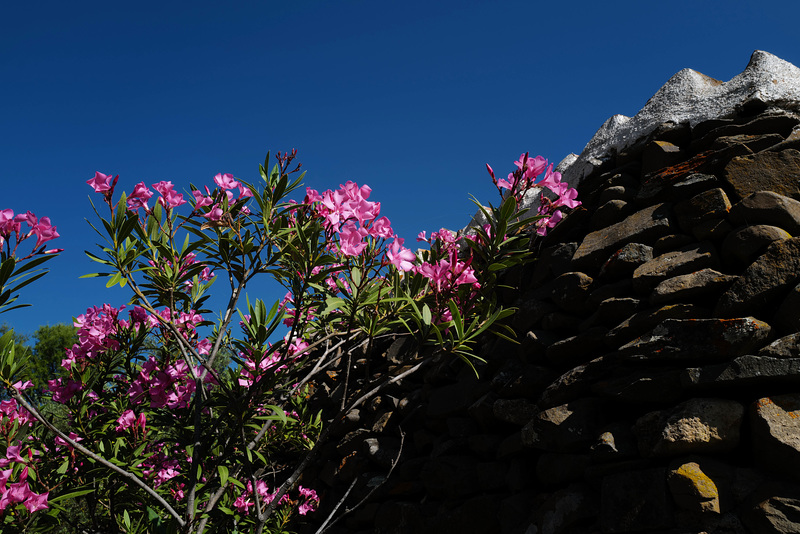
[301,52,800,534]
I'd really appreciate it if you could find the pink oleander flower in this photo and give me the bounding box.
[116,410,136,432]
[0,209,19,236]
[23,491,48,513]
[127,182,154,210]
[338,222,368,257]
[387,238,416,272]
[430,228,455,246]
[515,153,547,180]
[87,171,115,193]
[535,164,562,195]
[53,432,82,451]
[30,216,59,249]
[152,181,187,208]
[214,173,239,189]
[1,480,32,510]
[550,180,581,209]
[298,486,319,515]
[233,494,254,514]
[536,210,563,236]
[5,445,26,464]
[192,189,213,209]
[203,204,224,221]
[497,174,516,190]
[369,216,394,239]
[196,338,212,356]
[416,259,451,292]
[237,184,253,199]
[48,378,82,403]
[304,187,322,204]
[11,380,33,392]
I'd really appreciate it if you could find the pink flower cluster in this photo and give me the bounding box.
[487,153,581,236]
[193,173,253,221]
[141,443,185,490]
[50,303,213,410]
[87,171,252,216]
[233,481,318,517]
[0,209,61,256]
[0,465,48,513]
[304,182,415,268]
[238,333,310,387]
[0,400,48,513]
[128,356,197,409]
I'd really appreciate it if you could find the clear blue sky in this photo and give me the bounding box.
[2,0,799,336]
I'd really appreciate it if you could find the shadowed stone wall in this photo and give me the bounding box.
[301,52,800,534]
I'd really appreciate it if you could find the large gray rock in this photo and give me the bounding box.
[683,356,800,390]
[599,243,654,281]
[751,394,800,480]
[674,188,732,233]
[721,224,792,266]
[573,203,676,271]
[743,490,800,534]
[649,268,737,305]
[760,333,800,358]
[724,149,800,201]
[634,398,744,457]
[632,242,720,293]
[716,237,800,318]
[618,317,772,363]
[728,191,800,235]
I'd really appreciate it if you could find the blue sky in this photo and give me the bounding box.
[2,0,799,336]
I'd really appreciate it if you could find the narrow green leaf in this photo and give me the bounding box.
[218,465,229,487]
[421,303,432,326]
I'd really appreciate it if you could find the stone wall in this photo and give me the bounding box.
[301,53,800,534]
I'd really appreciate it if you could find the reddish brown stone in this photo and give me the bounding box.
[637,145,753,203]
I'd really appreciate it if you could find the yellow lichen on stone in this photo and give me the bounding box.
[668,462,721,513]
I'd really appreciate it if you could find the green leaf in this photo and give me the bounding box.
[218,465,229,487]
[106,271,122,288]
[48,488,95,503]
[448,300,464,339]
[421,304,432,326]
[0,257,15,286]
[56,458,69,475]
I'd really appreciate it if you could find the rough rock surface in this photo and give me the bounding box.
[633,398,744,457]
[750,394,800,480]
[716,237,800,318]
